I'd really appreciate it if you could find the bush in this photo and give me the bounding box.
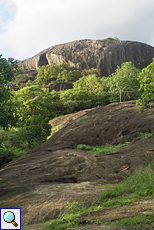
[60,88,108,114]
[137,58,154,111]
[77,143,129,155]
[2,116,51,148]
[34,63,82,86]
[21,115,51,148]
[0,141,15,167]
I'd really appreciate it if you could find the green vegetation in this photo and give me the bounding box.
[76,142,129,155]
[40,162,154,229]
[139,131,153,138]
[42,201,84,230]
[0,143,15,167]
[103,61,141,102]
[12,68,36,90]
[1,53,154,168]
[81,67,101,76]
[73,74,104,93]
[137,57,154,111]
[74,115,88,123]
[34,63,82,86]
[51,124,61,135]
[19,115,51,148]
[102,37,115,41]
[0,55,18,129]
[102,37,120,41]
[0,125,43,166]
[113,213,154,228]
[96,161,154,204]
[1,47,154,229]
[12,86,62,121]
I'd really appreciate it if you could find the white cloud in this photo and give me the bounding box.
[0,0,154,60]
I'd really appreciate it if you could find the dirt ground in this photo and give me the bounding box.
[0,101,154,229]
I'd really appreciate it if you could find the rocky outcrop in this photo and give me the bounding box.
[18,39,154,76]
[48,82,73,92]
[1,101,154,228]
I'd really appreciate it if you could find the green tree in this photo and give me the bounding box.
[12,68,36,90]
[81,68,101,77]
[12,86,62,122]
[105,62,141,102]
[34,63,82,86]
[60,89,91,113]
[2,115,52,149]
[34,63,59,86]
[73,74,108,105]
[73,74,105,94]
[0,55,18,128]
[60,87,107,114]
[137,58,154,111]
[22,115,51,148]
[56,63,82,82]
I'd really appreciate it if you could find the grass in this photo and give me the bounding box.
[42,201,84,230]
[76,142,129,155]
[73,115,88,123]
[39,161,154,230]
[139,131,153,138]
[113,212,154,228]
[50,124,61,136]
[96,162,154,206]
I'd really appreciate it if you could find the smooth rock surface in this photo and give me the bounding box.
[18,39,154,76]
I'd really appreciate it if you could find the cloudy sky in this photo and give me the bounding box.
[0,0,154,60]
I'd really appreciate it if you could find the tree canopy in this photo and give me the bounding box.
[0,55,18,128]
[137,58,154,111]
[12,86,62,122]
[73,74,105,94]
[104,62,141,102]
[34,63,82,86]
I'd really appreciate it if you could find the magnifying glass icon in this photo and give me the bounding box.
[3,211,18,227]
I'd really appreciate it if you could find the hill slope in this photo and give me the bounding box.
[0,101,154,229]
[18,39,154,76]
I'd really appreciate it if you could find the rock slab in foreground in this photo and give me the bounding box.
[0,101,154,228]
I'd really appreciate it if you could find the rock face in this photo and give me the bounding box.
[1,101,154,229]
[48,82,73,92]
[0,101,154,230]
[18,39,154,76]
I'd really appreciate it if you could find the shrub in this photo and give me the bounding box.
[21,115,51,148]
[0,141,15,167]
[77,143,129,155]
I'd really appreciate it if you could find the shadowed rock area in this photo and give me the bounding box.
[0,101,154,229]
[48,82,73,92]
[18,39,154,76]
